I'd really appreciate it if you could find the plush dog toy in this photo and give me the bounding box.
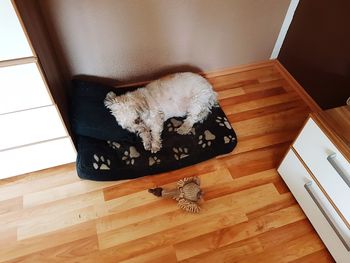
[148,177,202,213]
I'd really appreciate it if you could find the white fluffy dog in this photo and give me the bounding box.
[104,72,217,153]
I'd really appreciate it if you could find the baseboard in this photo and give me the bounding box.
[273,59,322,112]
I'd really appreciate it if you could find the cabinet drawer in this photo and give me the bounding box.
[0,105,67,150]
[0,0,33,61]
[278,149,350,262]
[293,118,350,227]
[0,137,76,179]
[0,63,52,114]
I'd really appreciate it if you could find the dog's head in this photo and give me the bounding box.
[104,91,149,134]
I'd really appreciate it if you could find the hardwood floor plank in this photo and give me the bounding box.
[223,92,300,116]
[0,227,17,248]
[246,193,296,219]
[211,79,259,92]
[17,203,106,240]
[257,219,316,250]
[237,233,325,263]
[0,196,22,215]
[6,236,99,263]
[174,205,305,261]
[0,221,97,262]
[0,190,104,230]
[96,210,247,262]
[273,176,291,194]
[178,237,264,263]
[257,72,284,83]
[241,78,290,93]
[0,164,79,202]
[98,197,246,249]
[219,87,286,107]
[227,98,307,123]
[23,179,120,208]
[209,66,277,87]
[226,143,290,178]
[217,87,245,100]
[233,130,298,155]
[289,249,335,263]
[231,107,310,138]
[203,169,280,199]
[120,246,177,263]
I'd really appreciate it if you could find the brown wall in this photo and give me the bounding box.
[278,0,350,109]
[36,0,290,83]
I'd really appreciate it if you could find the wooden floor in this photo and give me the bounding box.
[0,61,334,262]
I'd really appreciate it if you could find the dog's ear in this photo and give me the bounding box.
[104,91,118,108]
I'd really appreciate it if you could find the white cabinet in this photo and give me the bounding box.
[278,116,350,262]
[0,105,67,150]
[293,118,350,226]
[0,0,76,179]
[0,62,52,114]
[0,0,33,60]
[0,137,76,178]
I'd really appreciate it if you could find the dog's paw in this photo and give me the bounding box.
[143,140,152,151]
[151,141,162,153]
[167,118,183,132]
[176,124,192,135]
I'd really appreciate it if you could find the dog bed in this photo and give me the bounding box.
[71,79,237,181]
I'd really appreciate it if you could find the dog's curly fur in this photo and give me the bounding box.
[104,72,217,153]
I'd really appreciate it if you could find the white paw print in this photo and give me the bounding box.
[198,130,216,148]
[149,156,161,166]
[173,147,189,160]
[93,154,111,170]
[107,140,121,150]
[167,118,183,132]
[216,116,232,130]
[122,146,140,165]
[224,135,236,144]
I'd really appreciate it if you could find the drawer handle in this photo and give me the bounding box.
[327,153,350,188]
[304,181,350,251]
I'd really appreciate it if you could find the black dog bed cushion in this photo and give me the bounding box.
[71,79,140,143]
[71,79,237,181]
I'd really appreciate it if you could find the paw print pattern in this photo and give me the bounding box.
[216,116,232,130]
[93,154,111,170]
[198,130,216,148]
[149,156,161,166]
[173,147,189,160]
[107,140,121,150]
[224,135,236,144]
[167,118,183,132]
[122,146,140,165]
